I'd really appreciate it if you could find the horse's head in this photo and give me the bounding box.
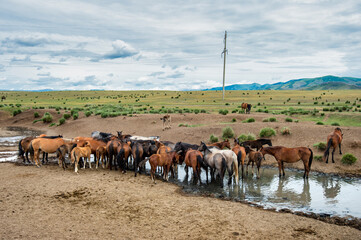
[84,141,91,147]
[117,131,122,138]
[198,141,207,152]
[234,138,239,145]
[335,127,343,137]
[259,147,266,160]
[223,140,231,149]
[174,142,182,152]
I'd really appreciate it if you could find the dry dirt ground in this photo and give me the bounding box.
[1,110,361,239]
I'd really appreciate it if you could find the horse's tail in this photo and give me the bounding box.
[71,149,76,164]
[18,139,24,157]
[221,156,226,177]
[29,141,34,156]
[116,148,126,170]
[308,148,313,169]
[138,158,149,168]
[323,138,333,160]
[196,155,202,169]
[237,151,242,166]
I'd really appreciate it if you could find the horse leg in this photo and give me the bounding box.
[339,143,342,155]
[88,156,92,169]
[332,147,336,163]
[251,161,254,175]
[277,161,282,177]
[246,160,251,175]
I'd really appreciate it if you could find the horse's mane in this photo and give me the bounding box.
[39,135,63,139]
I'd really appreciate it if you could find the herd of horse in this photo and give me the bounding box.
[18,127,343,187]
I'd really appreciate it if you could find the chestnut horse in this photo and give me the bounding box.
[246,148,264,179]
[145,152,174,183]
[232,138,248,179]
[241,102,252,114]
[70,142,92,173]
[96,146,107,169]
[260,146,313,178]
[323,127,343,163]
[30,137,65,166]
[208,139,231,149]
[184,149,204,184]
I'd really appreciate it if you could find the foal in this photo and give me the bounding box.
[70,142,92,173]
[246,148,264,179]
[323,127,343,163]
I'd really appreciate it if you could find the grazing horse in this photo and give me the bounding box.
[70,142,92,173]
[184,149,204,184]
[246,148,264,179]
[208,139,231,149]
[240,138,272,150]
[198,142,239,187]
[241,102,252,114]
[323,127,343,163]
[260,146,313,178]
[56,142,77,170]
[232,138,248,179]
[160,114,171,130]
[29,137,65,166]
[131,141,144,177]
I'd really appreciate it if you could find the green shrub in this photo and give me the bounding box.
[269,117,277,122]
[285,117,293,122]
[63,113,71,119]
[313,142,326,151]
[85,111,92,117]
[341,153,357,165]
[209,134,219,143]
[58,118,66,125]
[316,121,324,125]
[101,112,109,118]
[259,127,276,137]
[238,133,256,142]
[178,123,189,127]
[194,109,200,114]
[222,127,235,139]
[314,155,323,161]
[219,109,228,115]
[281,127,291,135]
[42,112,53,123]
[73,112,79,120]
[49,123,56,127]
[331,122,340,126]
[243,118,255,123]
[12,109,22,116]
[231,118,236,122]
[262,118,269,122]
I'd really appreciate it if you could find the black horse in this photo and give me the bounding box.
[239,138,272,150]
[174,142,199,163]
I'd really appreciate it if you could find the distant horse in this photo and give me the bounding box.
[160,114,171,130]
[198,142,239,187]
[29,136,65,166]
[70,142,92,173]
[56,142,77,170]
[246,148,264,179]
[240,138,272,150]
[1,96,5,101]
[184,149,204,184]
[232,138,248,178]
[208,139,231,149]
[260,146,313,178]
[241,102,252,114]
[323,127,343,163]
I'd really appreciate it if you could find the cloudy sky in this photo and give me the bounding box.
[1,0,361,90]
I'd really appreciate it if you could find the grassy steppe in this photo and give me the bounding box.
[1,90,360,126]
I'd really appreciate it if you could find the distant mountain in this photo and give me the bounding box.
[204,76,361,91]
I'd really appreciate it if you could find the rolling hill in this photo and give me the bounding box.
[205,76,361,91]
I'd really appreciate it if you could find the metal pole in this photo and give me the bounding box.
[222,31,227,100]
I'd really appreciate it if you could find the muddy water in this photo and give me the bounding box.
[1,127,360,219]
[169,165,361,219]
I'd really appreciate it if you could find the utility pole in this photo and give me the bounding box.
[221,31,228,100]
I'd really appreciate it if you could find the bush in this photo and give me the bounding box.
[101,112,109,118]
[314,155,323,161]
[269,117,277,122]
[316,121,324,125]
[63,113,71,119]
[259,127,276,137]
[219,109,229,115]
[42,112,53,123]
[209,134,219,143]
[73,112,79,120]
[85,111,92,117]
[285,117,293,122]
[331,122,340,126]
[262,118,269,122]
[49,123,56,127]
[341,153,357,165]
[34,112,40,118]
[238,133,256,142]
[231,118,236,122]
[281,127,291,135]
[313,142,326,151]
[243,118,255,123]
[59,118,66,125]
[12,109,22,116]
[194,109,200,114]
[222,127,235,139]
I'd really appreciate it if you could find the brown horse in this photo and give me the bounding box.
[260,146,313,178]
[208,139,231,149]
[241,102,252,114]
[240,138,272,150]
[76,138,107,166]
[18,134,51,163]
[30,137,65,166]
[246,148,264,179]
[131,141,144,177]
[155,141,172,154]
[323,127,343,163]
[70,142,92,173]
[96,146,107,169]
[232,138,248,178]
[56,142,77,170]
[184,149,203,183]
[106,139,121,170]
[115,141,132,172]
[148,152,173,183]
[160,114,171,130]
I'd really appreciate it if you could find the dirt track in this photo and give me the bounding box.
[1,110,361,239]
